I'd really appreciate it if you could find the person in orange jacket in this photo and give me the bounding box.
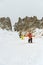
[27,32,32,43]
[25,32,33,43]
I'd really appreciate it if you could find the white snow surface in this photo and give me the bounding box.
[0,29,43,65]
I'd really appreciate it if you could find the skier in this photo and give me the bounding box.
[28,32,32,43]
[25,31,33,43]
[19,31,24,40]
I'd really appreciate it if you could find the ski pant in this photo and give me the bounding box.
[28,38,32,43]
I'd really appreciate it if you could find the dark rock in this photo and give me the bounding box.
[14,16,43,32]
[0,17,12,31]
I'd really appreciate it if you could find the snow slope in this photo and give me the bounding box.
[0,29,43,65]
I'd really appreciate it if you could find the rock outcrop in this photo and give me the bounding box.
[0,17,12,31]
[14,16,43,32]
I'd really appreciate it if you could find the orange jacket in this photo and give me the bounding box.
[27,33,32,38]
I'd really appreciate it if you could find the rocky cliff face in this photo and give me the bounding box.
[0,17,12,31]
[14,16,43,32]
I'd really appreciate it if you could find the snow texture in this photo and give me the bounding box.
[0,29,43,65]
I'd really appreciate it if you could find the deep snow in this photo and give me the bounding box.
[0,29,43,65]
